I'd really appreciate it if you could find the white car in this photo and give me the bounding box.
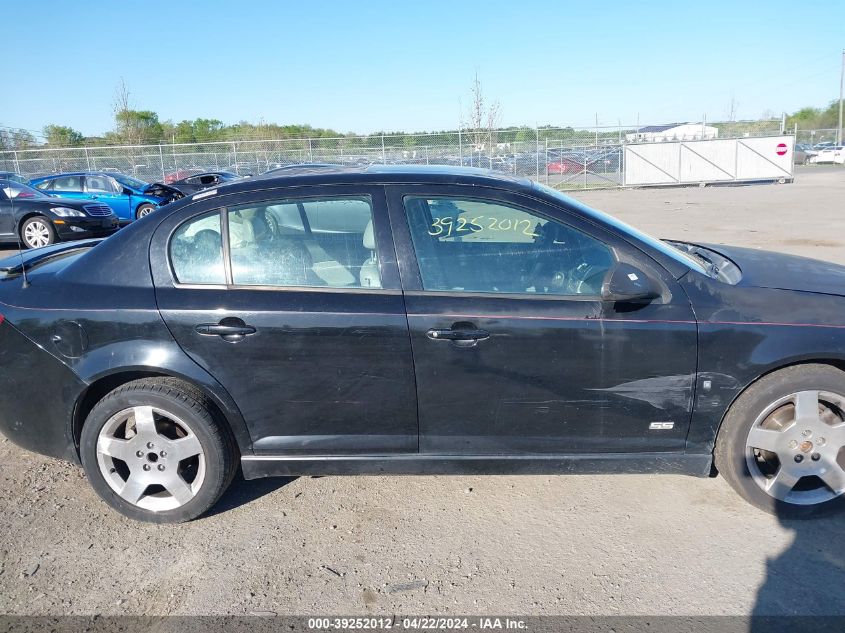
[809,146,845,164]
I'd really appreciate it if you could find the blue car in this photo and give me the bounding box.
[29,172,178,223]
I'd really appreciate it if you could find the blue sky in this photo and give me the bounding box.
[2,0,844,137]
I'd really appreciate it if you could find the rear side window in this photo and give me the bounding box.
[168,197,381,289]
[170,212,225,284]
[49,176,83,192]
[228,197,379,288]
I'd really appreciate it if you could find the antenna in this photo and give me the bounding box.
[6,179,30,288]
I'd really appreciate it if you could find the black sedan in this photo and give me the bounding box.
[0,179,119,249]
[1,165,844,523]
[163,171,240,196]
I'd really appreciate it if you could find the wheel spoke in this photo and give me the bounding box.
[765,467,800,501]
[168,434,202,461]
[132,406,157,438]
[819,464,845,495]
[97,436,135,462]
[118,476,148,504]
[746,425,783,452]
[163,473,194,505]
[794,390,821,422]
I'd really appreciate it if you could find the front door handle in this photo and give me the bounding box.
[426,322,490,344]
[195,318,256,342]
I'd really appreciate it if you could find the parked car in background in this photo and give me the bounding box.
[165,172,240,195]
[794,144,818,165]
[3,165,845,523]
[164,168,204,184]
[0,171,29,185]
[0,179,118,248]
[547,156,584,174]
[809,146,845,165]
[30,172,180,223]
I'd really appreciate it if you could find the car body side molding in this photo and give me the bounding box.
[241,453,713,479]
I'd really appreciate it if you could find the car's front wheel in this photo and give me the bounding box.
[20,216,56,249]
[715,364,845,518]
[135,203,156,219]
[80,378,238,523]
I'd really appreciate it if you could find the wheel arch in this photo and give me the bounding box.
[72,367,252,459]
[711,356,845,466]
[16,211,52,233]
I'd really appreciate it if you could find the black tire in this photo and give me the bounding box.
[80,378,238,523]
[20,215,56,249]
[715,364,845,518]
[135,203,156,220]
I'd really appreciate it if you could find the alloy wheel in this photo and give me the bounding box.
[745,390,845,505]
[96,406,206,512]
[23,220,51,248]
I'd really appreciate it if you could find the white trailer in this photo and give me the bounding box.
[623,135,795,187]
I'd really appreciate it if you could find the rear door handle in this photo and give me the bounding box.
[195,319,256,342]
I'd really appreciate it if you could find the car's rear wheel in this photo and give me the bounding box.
[135,203,156,219]
[80,378,238,523]
[715,364,845,518]
[20,216,56,249]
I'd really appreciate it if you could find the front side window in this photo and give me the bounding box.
[227,196,380,288]
[84,175,119,194]
[48,176,82,192]
[404,196,614,296]
[170,211,225,284]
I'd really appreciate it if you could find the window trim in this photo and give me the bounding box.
[166,193,398,294]
[398,192,618,300]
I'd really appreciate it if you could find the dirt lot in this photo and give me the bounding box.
[1,167,844,617]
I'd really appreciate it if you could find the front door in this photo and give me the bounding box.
[151,185,418,455]
[387,185,698,454]
[83,175,131,219]
[0,187,15,236]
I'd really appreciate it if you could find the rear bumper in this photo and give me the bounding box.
[54,216,119,240]
[0,319,84,463]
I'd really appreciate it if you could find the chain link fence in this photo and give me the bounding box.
[0,119,811,191]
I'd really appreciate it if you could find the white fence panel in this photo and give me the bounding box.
[624,135,794,186]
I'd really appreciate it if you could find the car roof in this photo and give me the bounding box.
[31,171,128,180]
[228,164,533,193]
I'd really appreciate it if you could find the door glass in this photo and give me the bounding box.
[169,211,225,284]
[49,176,82,192]
[227,196,380,288]
[84,175,119,193]
[404,196,614,296]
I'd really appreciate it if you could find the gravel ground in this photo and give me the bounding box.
[1,166,845,617]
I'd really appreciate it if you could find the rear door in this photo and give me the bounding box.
[151,185,418,455]
[386,184,698,455]
[42,175,85,201]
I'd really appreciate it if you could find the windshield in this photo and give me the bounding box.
[112,174,148,190]
[1,181,50,200]
[533,182,708,275]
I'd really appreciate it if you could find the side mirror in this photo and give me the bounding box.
[601,262,660,303]
[122,187,133,196]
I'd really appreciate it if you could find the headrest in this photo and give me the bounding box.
[363,219,375,250]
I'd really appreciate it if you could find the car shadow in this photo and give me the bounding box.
[750,486,845,629]
[205,470,297,518]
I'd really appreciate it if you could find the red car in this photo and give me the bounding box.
[163,168,203,184]
[546,158,584,175]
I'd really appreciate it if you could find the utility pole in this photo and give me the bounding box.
[838,49,844,146]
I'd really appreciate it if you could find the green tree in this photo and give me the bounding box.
[43,124,84,147]
[114,109,164,144]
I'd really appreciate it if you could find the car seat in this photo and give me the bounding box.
[359,219,381,288]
